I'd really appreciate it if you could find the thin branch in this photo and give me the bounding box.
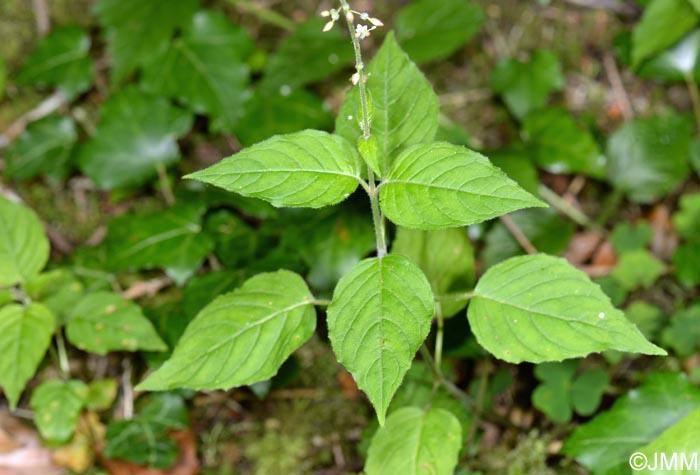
[121,276,173,299]
[603,53,634,121]
[31,0,50,36]
[500,215,538,254]
[539,184,598,229]
[0,91,67,149]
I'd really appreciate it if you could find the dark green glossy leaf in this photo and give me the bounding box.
[0,198,50,286]
[5,114,77,180]
[30,379,87,443]
[141,11,253,133]
[396,0,484,63]
[204,211,257,269]
[16,26,92,97]
[78,87,193,189]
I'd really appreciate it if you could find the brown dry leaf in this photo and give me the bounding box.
[53,412,106,473]
[591,240,617,267]
[98,430,199,475]
[336,370,362,399]
[0,410,63,475]
[648,204,678,260]
[565,231,603,265]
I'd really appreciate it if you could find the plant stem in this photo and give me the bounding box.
[55,331,70,378]
[685,73,700,135]
[434,303,444,380]
[339,0,388,257]
[538,184,597,229]
[312,298,332,306]
[226,0,295,31]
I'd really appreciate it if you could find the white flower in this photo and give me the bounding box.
[355,24,375,40]
[322,21,335,32]
[369,17,384,27]
[351,72,361,85]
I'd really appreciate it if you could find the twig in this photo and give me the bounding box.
[0,91,67,149]
[603,53,634,121]
[122,276,173,299]
[500,215,538,254]
[31,0,50,36]
[538,184,598,229]
[120,358,133,420]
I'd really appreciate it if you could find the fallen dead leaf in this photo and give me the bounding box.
[0,410,63,475]
[565,231,604,265]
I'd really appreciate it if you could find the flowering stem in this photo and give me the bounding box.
[338,0,388,257]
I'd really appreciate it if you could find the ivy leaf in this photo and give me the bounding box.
[392,227,474,317]
[141,11,253,133]
[136,271,316,391]
[260,18,354,90]
[104,203,213,285]
[78,87,193,189]
[30,380,88,443]
[15,26,92,98]
[662,305,700,357]
[606,114,693,203]
[673,193,700,242]
[327,255,434,424]
[638,30,700,81]
[611,250,665,291]
[635,408,700,475]
[95,0,199,83]
[5,115,77,181]
[66,292,167,355]
[563,372,700,475]
[467,254,665,363]
[236,88,333,147]
[490,50,564,119]
[0,304,56,409]
[631,0,698,68]
[186,130,361,208]
[365,407,462,475]
[0,198,50,287]
[336,32,439,177]
[103,420,177,469]
[395,0,485,63]
[24,269,84,325]
[380,142,546,229]
[522,107,605,178]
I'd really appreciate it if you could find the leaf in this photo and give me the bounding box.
[395,0,485,63]
[236,88,333,147]
[532,360,578,423]
[103,420,177,469]
[30,380,87,443]
[631,0,698,68]
[136,270,316,391]
[204,211,257,269]
[610,221,653,253]
[635,408,700,475]
[66,292,167,355]
[606,114,693,203]
[570,369,609,416]
[0,304,56,409]
[5,114,77,180]
[488,146,540,195]
[638,30,700,81]
[365,407,462,475]
[15,26,92,98]
[137,393,188,430]
[0,198,50,286]
[336,33,439,177]
[186,130,361,208]
[673,193,700,242]
[522,107,605,178]
[183,270,245,320]
[85,379,118,411]
[24,269,84,325]
[78,87,193,189]
[141,10,253,133]
[672,243,700,287]
[95,0,200,83]
[392,227,474,316]
[260,18,354,90]
[563,371,700,475]
[380,142,546,229]
[104,203,213,284]
[327,255,434,424]
[483,208,574,267]
[662,305,700,357]
[611,250,665,291]
[490,50,565,119]
[467,254,665,363]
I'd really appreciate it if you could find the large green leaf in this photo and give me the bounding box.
[78,87,193,189]
[380,142,546,229]
[15,26,92,98]
[5,114,77,180]
[631,0,698,68]
[136,271,316,391]
[103,419,177,469]
[636,408,700,475]
[336,33,439,177]
[563,372,700,475]
[0,198,50,286]
[491,50,564,119]
[522,107,605,178]
[260,18,354,90]
[30,380,87,443]
[66,292,167,355]
[186,130,361,208]
[0,304,55,409]
[606,114,693,203]
[365,407,462,475]
[395,0,484,63]
[95,0,200,83]
[104,203,213,284]
[141,11,253,133]
[327,255,434,424]
[467,254,665,363]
